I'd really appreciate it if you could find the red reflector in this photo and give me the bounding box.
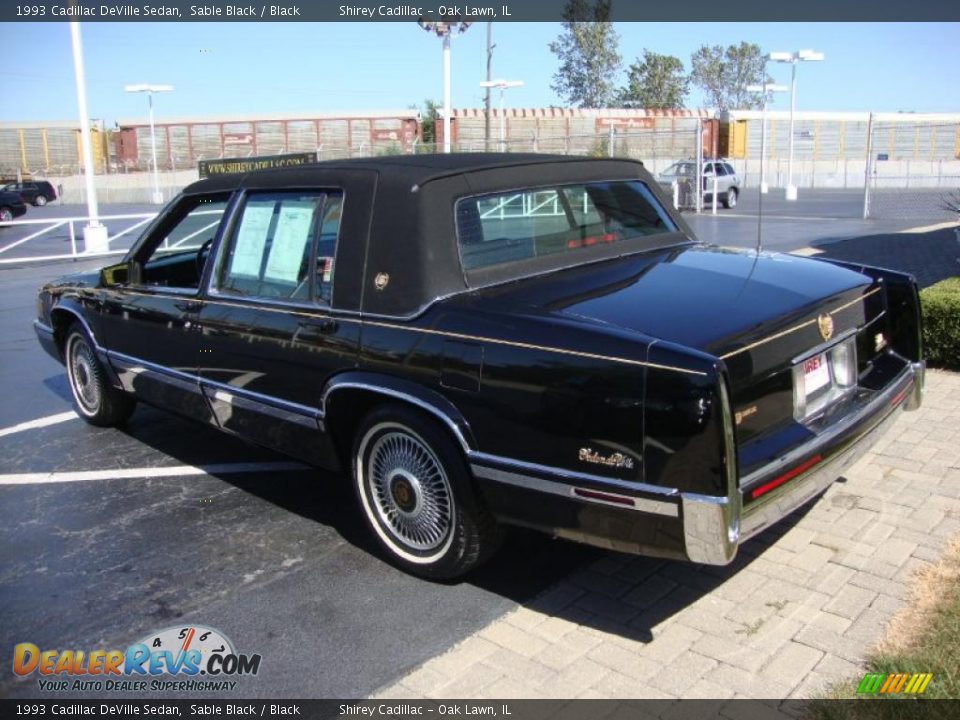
[890,386,910,407]
[573,488,635,507]
[750,454,823,500]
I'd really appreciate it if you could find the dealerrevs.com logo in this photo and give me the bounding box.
[13,625,262,693]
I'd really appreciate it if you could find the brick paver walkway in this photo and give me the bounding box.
[373,370,960,699]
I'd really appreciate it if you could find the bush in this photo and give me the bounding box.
[921,277,960,370]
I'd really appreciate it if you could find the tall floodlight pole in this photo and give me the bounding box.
[769,50,824,201]
[418,19,472,153]
[480,79,523,151]
[484,22,493,151]
[746,83,787,194]
[69,22,108,253]
[125,84,173,204]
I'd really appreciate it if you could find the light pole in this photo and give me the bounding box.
[124,83,173,204]
[418,19,472,153]
[479,79,523,151]
[769,49,824,200]
[746,83,787,194]
[69,22,108,253]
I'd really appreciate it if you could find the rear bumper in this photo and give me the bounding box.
[473,360,922,565]
[682,359,924,565]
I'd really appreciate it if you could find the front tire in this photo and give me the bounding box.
[723,187,738,209]
[34,195,47,207]
[65,324,136,426]
[0,207,13,222]
[352,405,500,579]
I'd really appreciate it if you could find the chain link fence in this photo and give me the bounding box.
[864,121,960,221]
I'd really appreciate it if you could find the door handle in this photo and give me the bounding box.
[174,300,202,313]
[298,318,338,334]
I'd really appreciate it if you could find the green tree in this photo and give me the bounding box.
[549,0,621,108]
[417,99,441,146]
[690,42,770,110]
[618,51,689,109]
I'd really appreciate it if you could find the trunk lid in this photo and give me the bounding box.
[461,244,879,385]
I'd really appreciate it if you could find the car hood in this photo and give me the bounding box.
[463,244,875,371]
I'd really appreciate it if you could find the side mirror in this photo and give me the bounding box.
[100,262,129,287]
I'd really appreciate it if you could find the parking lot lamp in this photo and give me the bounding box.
[69,22,108,253]
[769,50,824,201]
[479,80,523,151]
[747,83,788,194]
[124,84,174,204]
[418,20,472,153]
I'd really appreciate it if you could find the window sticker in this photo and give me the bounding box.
[264,201,315,283]
[228,203,274,278]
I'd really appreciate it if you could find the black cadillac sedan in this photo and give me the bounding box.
[34,154,924,579]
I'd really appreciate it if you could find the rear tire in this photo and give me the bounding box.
[65,323,136,427]
[723,187,738,209]
[352,404,500,579]
[0,208,12,222]
[34,195,47,207]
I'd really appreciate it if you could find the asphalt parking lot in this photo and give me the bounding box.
[1,191,955,700]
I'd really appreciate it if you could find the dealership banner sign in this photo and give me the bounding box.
[198,152,319,179]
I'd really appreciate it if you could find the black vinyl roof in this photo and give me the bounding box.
[180,153,689,318]
[182,153,642,194]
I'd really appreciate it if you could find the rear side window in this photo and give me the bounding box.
[217,191,342,304]
[456,180,677,274]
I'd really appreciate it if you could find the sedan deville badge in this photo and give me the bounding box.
[579,447,635,470]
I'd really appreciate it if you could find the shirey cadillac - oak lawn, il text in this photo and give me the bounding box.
[34,154,924,579]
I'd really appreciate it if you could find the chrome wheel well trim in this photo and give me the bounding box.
[321,380,473,454]
[49,305,102,353]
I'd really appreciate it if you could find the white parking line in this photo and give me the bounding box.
[0,461,311,485]
[0,411,78,439]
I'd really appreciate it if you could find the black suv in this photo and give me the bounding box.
[2,180,57,206]
[0,190,28,222]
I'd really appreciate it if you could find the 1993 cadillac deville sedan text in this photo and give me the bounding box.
[34,153,924,579]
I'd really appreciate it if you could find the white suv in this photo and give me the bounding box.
[658,160,741,209]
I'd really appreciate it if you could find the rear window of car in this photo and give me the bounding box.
[455,180,679,278]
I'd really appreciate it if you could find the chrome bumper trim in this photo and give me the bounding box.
[682,360,921,565]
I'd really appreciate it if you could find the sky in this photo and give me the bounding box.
[1,21,958,125]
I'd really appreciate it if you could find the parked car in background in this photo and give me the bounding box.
[34,153,923,579]
[0,189,28,222]
[658,160,741,209]
[2,180,58,206]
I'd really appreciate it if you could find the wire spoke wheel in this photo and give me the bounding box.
[68,334,101,415]
[353,406,501,578]
[366,429,453,553]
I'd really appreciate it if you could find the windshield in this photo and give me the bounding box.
[661,162,698,177]
[456,180,683,283]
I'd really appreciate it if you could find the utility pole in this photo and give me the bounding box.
[484,22,493,151]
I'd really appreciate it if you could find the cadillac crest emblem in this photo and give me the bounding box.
[817,313,834,341]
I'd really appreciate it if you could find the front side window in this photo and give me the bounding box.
[456,181,679,276]
[217,191,342,304]
[136,194,230,290]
